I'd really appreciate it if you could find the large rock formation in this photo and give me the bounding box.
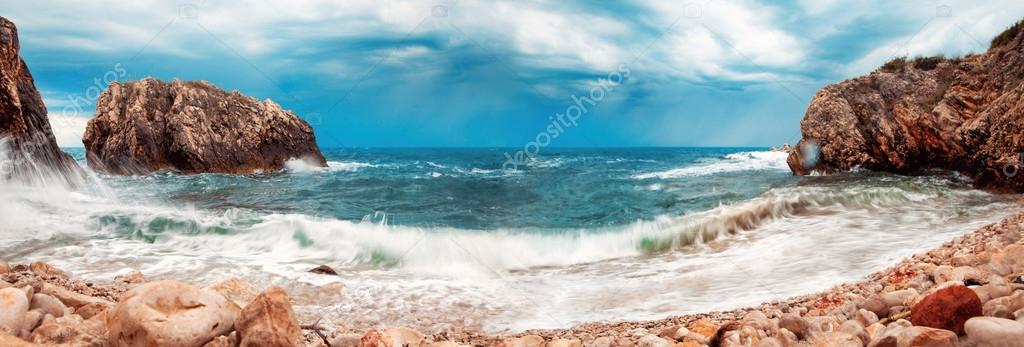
[83,78,326,175]
[788,19,1024,191]
[0,16,84,183]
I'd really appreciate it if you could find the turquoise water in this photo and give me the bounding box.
[0,147,1017,333]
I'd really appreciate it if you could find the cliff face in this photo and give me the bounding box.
[0,17,83,183]
[83,78,326,175]
[788,20,1024,191]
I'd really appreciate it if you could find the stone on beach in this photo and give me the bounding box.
[501,335,545,347]
[909,285,981,334]
[205,277,259,310]
[30,293,68,318]
[106,280,239,347]
[235,286,302,347]
[963,317,1024,347]
[114,270,145,284]
[39,282,112,310]
[0,287,29,335]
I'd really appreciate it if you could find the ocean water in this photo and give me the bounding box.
[0,147,1017,333]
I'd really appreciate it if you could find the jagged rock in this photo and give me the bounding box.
[106,280,239,347]
[0,287,29,335]
[787,19,1024,192]
[0,16,84,184]
[910,285,982,334]
[235,286,301,347]
[83,78,326,175]
[309,265,338,276]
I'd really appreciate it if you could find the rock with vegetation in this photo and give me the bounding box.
[788,19,1024,192]
[83,78,326,175]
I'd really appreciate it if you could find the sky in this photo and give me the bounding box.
[5,0,1024,148]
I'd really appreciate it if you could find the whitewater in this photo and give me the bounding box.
[0,147,1017,334]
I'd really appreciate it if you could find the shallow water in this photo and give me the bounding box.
[0,147,1016,333]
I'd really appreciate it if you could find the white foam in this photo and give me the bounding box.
[634,151,790,179]
[285,157,377,173]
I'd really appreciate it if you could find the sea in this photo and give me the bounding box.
[0,147,1017,333]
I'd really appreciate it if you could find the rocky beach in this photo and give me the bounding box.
[5,6,1024,347]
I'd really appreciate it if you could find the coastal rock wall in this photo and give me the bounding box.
[0,16,84,183]
[83,78,326,175]
[788,19,1024,191]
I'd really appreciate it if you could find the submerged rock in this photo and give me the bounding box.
[787,19,1024,191]
[84,78,326,175]
[0,17,84,183]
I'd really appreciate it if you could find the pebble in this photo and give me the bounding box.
[963,317,1024,347]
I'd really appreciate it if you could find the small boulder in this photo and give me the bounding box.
[205,277,258,309]
[309,265,338,276]
[39,283,112,309]
[637,334,671,347]
[0,287,29,335]
[29,262,67,279]
[778,315,810,340]
[910,285,982,334]
[114,270,145,284]
[880,289,919,308]
[963,317,1024,347]
[30,293,68,318]
[811,332,860,347]
[235,286,301,347]
[106,280,239,347]
[686,319,720,341]
[74,302,109,320]
[31,315,106,346]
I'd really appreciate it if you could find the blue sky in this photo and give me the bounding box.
[6,0,1024,147]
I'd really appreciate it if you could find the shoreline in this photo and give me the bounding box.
[2,204,1023,345]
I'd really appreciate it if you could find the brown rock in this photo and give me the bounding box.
[964,317,1024,347]
[0,287,29,335]
[202,332,238,347]
[686,319,720,342]
[0,16,84,184]
[0,332,33,347]
[29,262,67,279]
[309,265,338,276]
[39,283,112,310]
[29,293,68,318]
[778,315,811,340]
[113,270,144,284]
[106,280,239,347]
[31,315,106,347]
[502,335,545,347]
[235,286,301,347]
[786,20,1024,192]
[0,262,9,274]
[74,302,108,320]
[205,277,258,309]
[360,329,394,347]
[83,78,326,175]
[910,285,982,334]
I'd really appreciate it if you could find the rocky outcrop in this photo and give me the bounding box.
[788,19,1024,191]
[0,16,84,183]
[83,78,326,175]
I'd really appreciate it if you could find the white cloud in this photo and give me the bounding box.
[47,114,90,148]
